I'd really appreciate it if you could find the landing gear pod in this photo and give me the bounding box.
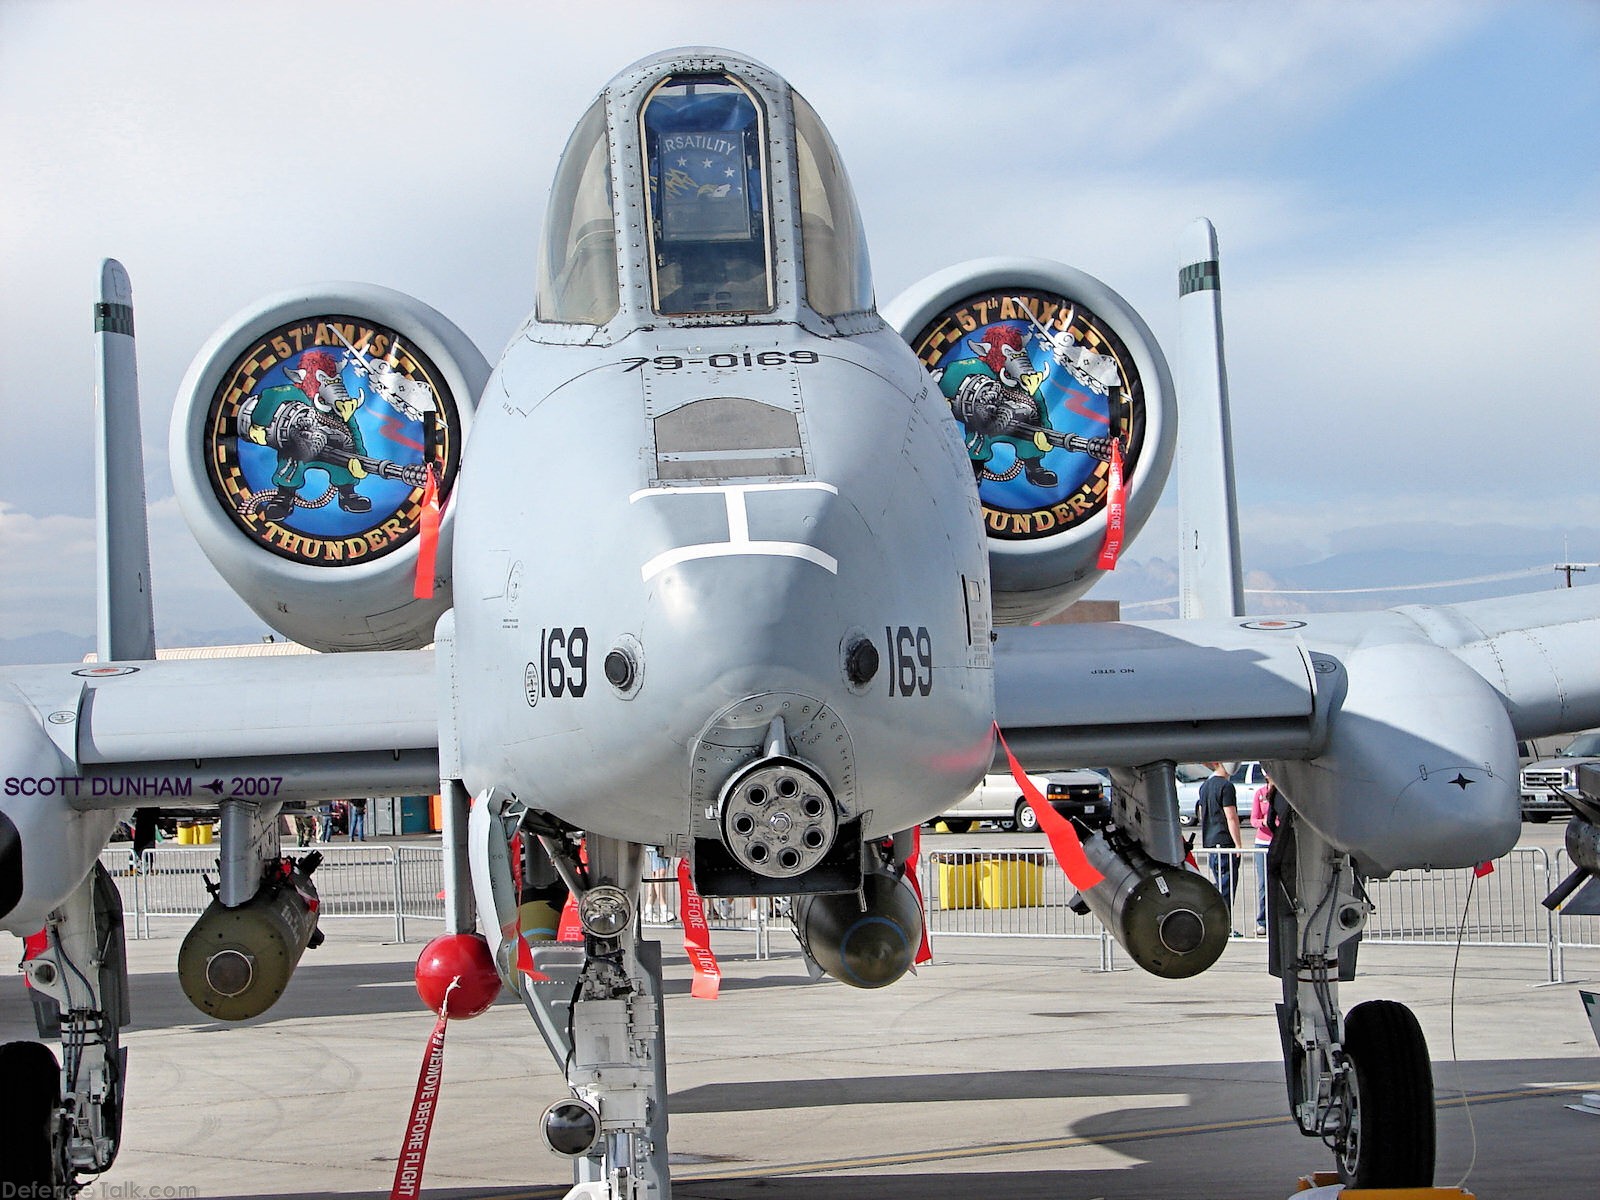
[178,855,323,1021]
[1077,828,1229,979]
[885,260,1176,624]
[794,869,924,989]
[170,285,487,651]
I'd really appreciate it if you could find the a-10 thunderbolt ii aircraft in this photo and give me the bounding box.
[5,45,1600,1199]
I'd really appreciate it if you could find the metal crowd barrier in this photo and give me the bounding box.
[96,842,1599,981]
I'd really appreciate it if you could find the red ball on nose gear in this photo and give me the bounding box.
[414,932,501,1019]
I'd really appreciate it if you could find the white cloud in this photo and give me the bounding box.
[0,497,259,642]
[0,0,1589,642]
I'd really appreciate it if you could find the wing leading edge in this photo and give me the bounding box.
[995,586,1600,873]
[3,650,440,808]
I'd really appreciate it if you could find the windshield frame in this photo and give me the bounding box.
[639,71,777,318]
[535,97,620,327]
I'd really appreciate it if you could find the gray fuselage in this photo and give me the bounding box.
[452,320,997,850]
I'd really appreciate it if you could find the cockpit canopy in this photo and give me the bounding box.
[535,50,873,331]
[643,73,772,316]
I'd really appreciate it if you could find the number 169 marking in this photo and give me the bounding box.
[887,625,933,697]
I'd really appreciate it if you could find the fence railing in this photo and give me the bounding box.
[99,842,1599,981]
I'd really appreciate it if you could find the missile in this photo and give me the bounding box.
[178,854,324,1020]
[793,868,923,989]
[1076,829,1230,979]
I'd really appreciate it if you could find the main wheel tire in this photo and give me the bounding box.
[942,818,973,834]
[1015,801,1039,833]
[1335,999,1435,1189]
[0,1040,60,1186]
[1528,813,1552,824]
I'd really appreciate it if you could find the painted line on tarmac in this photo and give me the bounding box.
[482,1082,1600,1197]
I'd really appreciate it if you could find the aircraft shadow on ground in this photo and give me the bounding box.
[29,954,810,1032]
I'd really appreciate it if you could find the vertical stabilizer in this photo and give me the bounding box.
[1176,219,1244,619]
[95,259,156,661]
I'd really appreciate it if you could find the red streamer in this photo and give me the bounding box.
[994,725,1105,891]
[904,827,933,966]
[676,859,722,999]
[390,980,456,1200]
[1095,439,1126,571]
[557,893,583,943]
[413,463,441,600]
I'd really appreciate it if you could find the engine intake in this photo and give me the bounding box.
[885,258,1176,624]
[170,284,486,651]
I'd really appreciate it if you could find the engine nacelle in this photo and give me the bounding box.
[1076,828,1230,979]
[177,855,323,1020]
[885,259,1176,624]
[171,285,488,651]
[793,868,924,989]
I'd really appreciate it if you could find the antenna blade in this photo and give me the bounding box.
[95,258,157,661]
[1176,219,1245,619]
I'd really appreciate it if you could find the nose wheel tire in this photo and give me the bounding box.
[0,1040,61,1187]
[1335,1000,1436,1189]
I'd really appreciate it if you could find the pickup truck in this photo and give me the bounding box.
[1521,731,1600,822]
[937,769,1110,832]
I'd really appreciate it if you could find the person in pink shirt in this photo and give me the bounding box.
[1250,775,1277,935]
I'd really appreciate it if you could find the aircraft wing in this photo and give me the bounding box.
[994,585,1600,873]
[5,649,440,808]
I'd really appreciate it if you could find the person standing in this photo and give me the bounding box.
[1197,762,1242,928]
[349,797,367,842]
[318,801,335,843]
[1250,773,1278,936]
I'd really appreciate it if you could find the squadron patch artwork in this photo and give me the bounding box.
[203,317,463,566]
[909,289,1145,540]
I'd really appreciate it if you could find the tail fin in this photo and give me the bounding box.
[1175,219,1244,619]
[94,259,156,661]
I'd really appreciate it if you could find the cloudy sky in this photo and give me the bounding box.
[1,0,1597,652]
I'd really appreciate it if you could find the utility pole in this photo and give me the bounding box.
[1555,561,1599,587]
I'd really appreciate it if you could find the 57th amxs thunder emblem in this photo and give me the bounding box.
[203,316,463,566]
[910,289,1145,540]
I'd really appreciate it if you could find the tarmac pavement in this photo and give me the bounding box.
[3,912,1598,1200]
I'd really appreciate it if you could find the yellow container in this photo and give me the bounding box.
[936,859,982,910]
[979,858,1044,909]
[176,822,194,845]
[193,822,214,845]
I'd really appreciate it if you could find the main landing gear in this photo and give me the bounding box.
[1268,812,1435,1188]
[1,862,130,1193]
